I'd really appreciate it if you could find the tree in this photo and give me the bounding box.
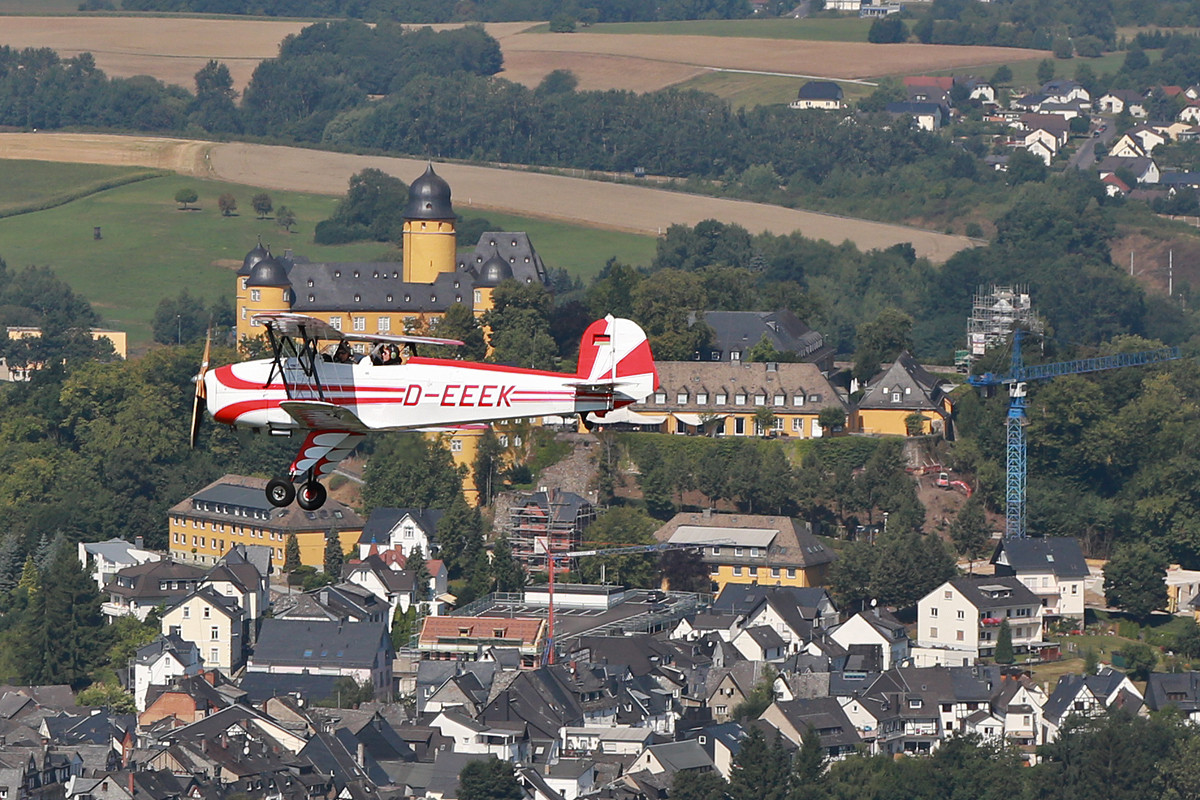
[284,533,301,573]
[473,429,505,505]
[1104,541,1167,619]
[362,434,462,510]
[868,15,907,44]
[994,619,1014,664]
[548,13,576,32]
[19,544,106,687]
[252,193,273,219]
[1083,646,1099,674]
[76,682,135,712]
[904,411,928,436]
[754,407,777,437]
[189,59,240,133]
[852,308,913,381]
[152,289,210,345]
[1177,618,1200,659]
[1122,640,1157,680]
[818,406,846,434]
[459,758,523,800]
[323,531,345,578]
[174,187,198,210]
[1052,37,1074,59]
[671,770,727,800]
[217,193,237,216]
[1037,58,1055,83]
[536,69,578,96]
[659,548,709,593]
[729,725,789,800]
[949,496,991,566]
[409,544,431,610]
[1006,148,1048,186]
[732,667,777,722]
[829,541,875,611]
[390,604,417,650]
[276,206,296,232]
[436,493,484,580]
[577,507,659,588]
[990,65,1012,86]
[489,534,525,592]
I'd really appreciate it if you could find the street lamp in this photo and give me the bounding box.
[177,314,181,345]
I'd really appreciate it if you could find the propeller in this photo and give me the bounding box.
[189,326,212,449]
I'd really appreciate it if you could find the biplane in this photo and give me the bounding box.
[190,312,657,510]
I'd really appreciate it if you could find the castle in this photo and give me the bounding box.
[233,165,550,503]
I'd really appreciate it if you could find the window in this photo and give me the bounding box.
[930,607,938,617]
[330,316,342,331]
[716,705,727,715]
[733,566,743,576]
[182,606,190,619]
[711,547,721,555]
[378,317,391,333]
[735,393,747,405]
[697,392,708,404]
[754,394,765,406]
[930,627,938,638]
[203,606,211,619]
[792,418,805,434]
[735,547,744,556]
[774,394,785,406]
[944,590,953,599]
[716,393,727,404]
[710,565,720,575]
[793,395,805,406]
[474,290,482,303]
[734,418,745,435]
[210,648,219,663]
[771,568,781,578]
[677,392,688,404]
[353,317,366,332]
[957,610,965,619]
[450,439,463,452]
[655,392,667,404]
[210,626,220,641]
[956,630,964,641]
[250,289,261,302]
[892,393,902,403]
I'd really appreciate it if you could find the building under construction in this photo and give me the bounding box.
[508,489,596,574]
[962,285,1045,369]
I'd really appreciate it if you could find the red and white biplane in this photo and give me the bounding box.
[190,312,657,510]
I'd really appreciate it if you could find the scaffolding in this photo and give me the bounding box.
[508,488,596,574]
[965,285,1044,367]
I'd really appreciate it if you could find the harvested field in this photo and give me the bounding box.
[0,132,976,262]
[0,15,1045,94]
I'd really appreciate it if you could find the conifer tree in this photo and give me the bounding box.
[489,534,525,593]
[323,531,345,579]
[995,619,1015,665]
[284,533,302,573]
[17,556,40,596]
[436,494,483,579]
[409,545,431,612]
[22,544,105,687]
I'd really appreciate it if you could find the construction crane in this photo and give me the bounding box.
[538,539,729,665]
[968,330,1182,539]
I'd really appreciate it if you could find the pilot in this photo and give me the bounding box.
[388,344,403,364]
[333,341,353,363]
[369,342,387,365]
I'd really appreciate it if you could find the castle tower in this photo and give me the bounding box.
[402,165,456,284]
[240,251,292,340]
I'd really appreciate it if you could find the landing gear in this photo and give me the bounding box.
[296,481,327,511]
[266,478,295,508]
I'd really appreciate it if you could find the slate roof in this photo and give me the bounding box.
[643,361,848,416]
[741,626,786,651]
[991,537,1089,579]
[174,475,363,533]
[107,560,205,603]
[1096,155,1157,177]
[694,310,834,365]
[713,584,832,616]
[946,575,1040,610]
[796,81,844,101]
[456,232,548,286]
[642,740,712,773]
[238,672,343,705]
[858,351,949,412]
[769,697,860,751]
[251,619,391,669]
[359,508,444,545]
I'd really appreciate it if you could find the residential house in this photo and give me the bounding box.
[343,555,418,619]
[884,102,948,131]
[1101,173,1132,197]
[246,619,394,697]
[1108,134,1148,159]
[1145,672,1200,723]
[418,616,546,665]
[357,508,443,561]
[1167,565,1200,613]
[790,81,844,110]
[1097,155,1161,184]
[855,351,954,436]
[828,609,910,671]
[132,635,202,712]
[960,77,995,104]
[912,576,1044,667]
[77,538,160,591]
[1098,89,1147,116]
[1023,133,1057,166]
[681,722,743,779]
[713,584,839,629]
[1039,79,1090,106]
[139,672,236,728]
[990,537,1089,619]
[760,697,861,759]
[102,560,205,623]
[631,361,848,439]
[168,474,363,568]
[692,310,835,371]
[653,512,836,594]
[629,739,713,777]
[274,582,390,625]
[160,587,245,674]
[730,626,786,662]
[1180,103,1200,124]
[1041,667,1143,741]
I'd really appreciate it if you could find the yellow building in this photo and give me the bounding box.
[615,361,850,438]
[854,351,954,436]
[168,474,363,569]
[233,166,551,503]
[653,511,835,595]
[2,326,128,381]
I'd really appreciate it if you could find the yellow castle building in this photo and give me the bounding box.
[234,165,550,503]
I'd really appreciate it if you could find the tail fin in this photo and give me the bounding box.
[576,315,658,403]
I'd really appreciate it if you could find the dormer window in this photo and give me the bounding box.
[334,270,341,278]
[307,279,314,287]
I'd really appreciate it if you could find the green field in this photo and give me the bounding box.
[0,0,79,11]
[0,160,165,217]
[0,162,655,347]
[583,17,871,42]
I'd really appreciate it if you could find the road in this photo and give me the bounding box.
[0,132,978,263]
[1069,116,1116,171]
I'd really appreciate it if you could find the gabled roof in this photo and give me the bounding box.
[164,586,242,618]
[944,575,1040,610]
[796,81,844,101]
[420,617,543,648]
[769,697,860,750]
[172,475,363,533]
[713,584,833,616]
[251,619,391,669]
[858,351,948,411]
[991,537,1089,579]
[739,626,786,651]
[641,739,712,773]
[656,513,835,571]
[696,310,832,363]
[358,508,444,545]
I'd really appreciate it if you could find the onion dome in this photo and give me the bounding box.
[403,164,454,221]
[477,250,513,287]
[246,252,290,288]
[238,240,268,276]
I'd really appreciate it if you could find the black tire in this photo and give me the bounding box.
[266,478,295,507]
[297,481,327,511]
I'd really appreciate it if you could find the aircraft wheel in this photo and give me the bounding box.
[266,478,295,508]
[296,481,327,511]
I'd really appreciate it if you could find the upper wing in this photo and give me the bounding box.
[253,312,344,341]
[347,331,464,347]
[279,400,370,432]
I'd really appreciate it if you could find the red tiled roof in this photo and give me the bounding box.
[419,616,544,645]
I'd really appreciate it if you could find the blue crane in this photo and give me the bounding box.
[968,331,1182,539]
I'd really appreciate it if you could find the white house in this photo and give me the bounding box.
[828,609,910,671]
[1097,90,1147,117]
[131,634,201,712]
[357,508,442,560]
[912,576,1044,667]
[990,537,1090,619]
[790,81,844,110]
[78,538,160,590]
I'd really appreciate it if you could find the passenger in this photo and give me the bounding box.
[379,347,394,365]
[369,342,387,365]
[333,341,353,363]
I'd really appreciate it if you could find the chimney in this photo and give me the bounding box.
[356,742,366,768]
[134,536,144,550]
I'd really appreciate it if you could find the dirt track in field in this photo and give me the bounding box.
[0,132,975,261]
[0,16,1044,93]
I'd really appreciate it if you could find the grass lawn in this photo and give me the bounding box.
[0,159,164,217]
[0,162,655,347]
[583,17,871,42]
[0,0,79,11]
[676,71,875,109]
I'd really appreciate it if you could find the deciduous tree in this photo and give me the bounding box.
[1104,541,1167,619]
